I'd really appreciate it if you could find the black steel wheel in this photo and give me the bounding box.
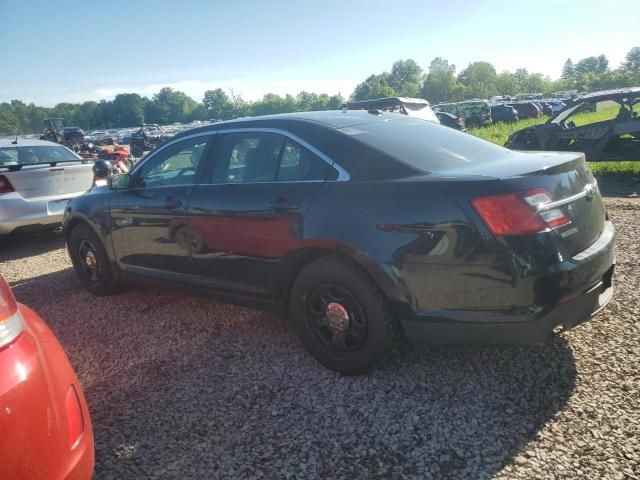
[68,224,120,296]
[306,284,368,353]
[290,256,395,374]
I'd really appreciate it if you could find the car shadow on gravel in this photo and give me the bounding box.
[8,266,577,478]
[0,227,65,262]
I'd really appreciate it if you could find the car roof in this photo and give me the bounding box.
[576,87,640,102]
[171,110,404,140]
[0,138,62,148]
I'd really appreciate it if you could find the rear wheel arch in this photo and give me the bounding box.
[280,247,404,308]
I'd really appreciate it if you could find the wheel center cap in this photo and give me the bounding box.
[326,302,349,334]
[85,251,96,267]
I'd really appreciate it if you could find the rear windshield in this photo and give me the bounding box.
[340,117,510,173]
[0,145,79,167]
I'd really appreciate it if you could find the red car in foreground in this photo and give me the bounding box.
[0,276,93,479]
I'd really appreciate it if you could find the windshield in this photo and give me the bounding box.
[341,117,511,173]
[0,145,80,167]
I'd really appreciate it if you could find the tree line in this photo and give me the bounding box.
[1,47,639,136]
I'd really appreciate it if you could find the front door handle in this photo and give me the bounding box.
[267,198,299,212]
[165,198,182,209]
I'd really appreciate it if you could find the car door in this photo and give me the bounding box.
[187,129,338,297]
[109,133,213,280]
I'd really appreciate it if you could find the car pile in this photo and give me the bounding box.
[506,87,640,161]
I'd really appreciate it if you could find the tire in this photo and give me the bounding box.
[289,256,395,375]
[68,224,120,296]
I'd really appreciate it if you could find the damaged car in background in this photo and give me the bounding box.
[506,87,640,161]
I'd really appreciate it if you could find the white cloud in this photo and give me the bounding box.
[15,77,358,107]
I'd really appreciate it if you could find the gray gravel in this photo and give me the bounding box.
[0,195,638,479]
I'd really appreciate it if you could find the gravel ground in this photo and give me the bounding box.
[0,195,638,479]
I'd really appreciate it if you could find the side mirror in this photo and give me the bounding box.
[108,172,132,190]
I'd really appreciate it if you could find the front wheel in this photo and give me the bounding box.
[289,256,395,375]
[69,224,120,296]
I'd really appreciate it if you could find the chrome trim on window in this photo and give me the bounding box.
[130,127,350,182]
[537,184,595,212]
[210,127,350,182]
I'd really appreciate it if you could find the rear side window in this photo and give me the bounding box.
[277,140,336,181]
[341,117,511,173]
[213,133,284,183]
[213,133,335,183]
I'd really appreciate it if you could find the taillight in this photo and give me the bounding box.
[0,175,14,193]
[0,276,24,349]
[65,385,85,448]
[472,188,571,236]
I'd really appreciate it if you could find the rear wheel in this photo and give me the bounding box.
[289,256,395,375]
[69,224,120,296]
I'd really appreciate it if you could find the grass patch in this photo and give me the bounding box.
[468,105,639,175]
[588,161,640,175]
[468,116,548,145]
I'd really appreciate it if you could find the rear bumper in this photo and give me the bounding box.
[397,222,616,345]
[0,191,86,235]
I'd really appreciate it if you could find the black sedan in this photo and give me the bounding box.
[63,111,615,374]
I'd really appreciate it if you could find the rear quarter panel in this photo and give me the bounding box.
[301,180,517,312]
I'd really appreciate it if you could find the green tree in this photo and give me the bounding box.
[112,94,144,127]
[575,56,601,75]
[622,47,640,74]
[327,94,344,109]
[561,58,575,79]
[457,61,498,99]
[495,71,519,96]
[351,73,397,101]
[147,88,198,124]
[596,55,609,73]
[0,103,20,136]
[389,59,423,97]
[203,88,234,120]
[251,93,297,116]
[421,57,457,103]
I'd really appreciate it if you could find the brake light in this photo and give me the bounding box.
[472,188,570,236]
[0,175,14,193]
[65,385,85,448]
[0,276,23,349]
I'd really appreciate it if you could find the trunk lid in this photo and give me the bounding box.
[3,162,94,198]
[444,151,606,257]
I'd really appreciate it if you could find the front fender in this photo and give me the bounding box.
[63,191,116,262]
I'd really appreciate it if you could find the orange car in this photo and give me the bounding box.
[0,276,94,479]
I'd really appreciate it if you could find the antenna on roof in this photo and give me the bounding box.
[11,131,18,145]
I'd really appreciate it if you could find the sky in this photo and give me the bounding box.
[0,0,635,106]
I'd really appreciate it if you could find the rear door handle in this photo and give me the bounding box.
[267,199,299,212]
[165,198,182,209]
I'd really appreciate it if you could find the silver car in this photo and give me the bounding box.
[0,139,95,235]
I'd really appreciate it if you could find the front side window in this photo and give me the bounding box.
[135,135,210,187]
[213,132,334,183]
